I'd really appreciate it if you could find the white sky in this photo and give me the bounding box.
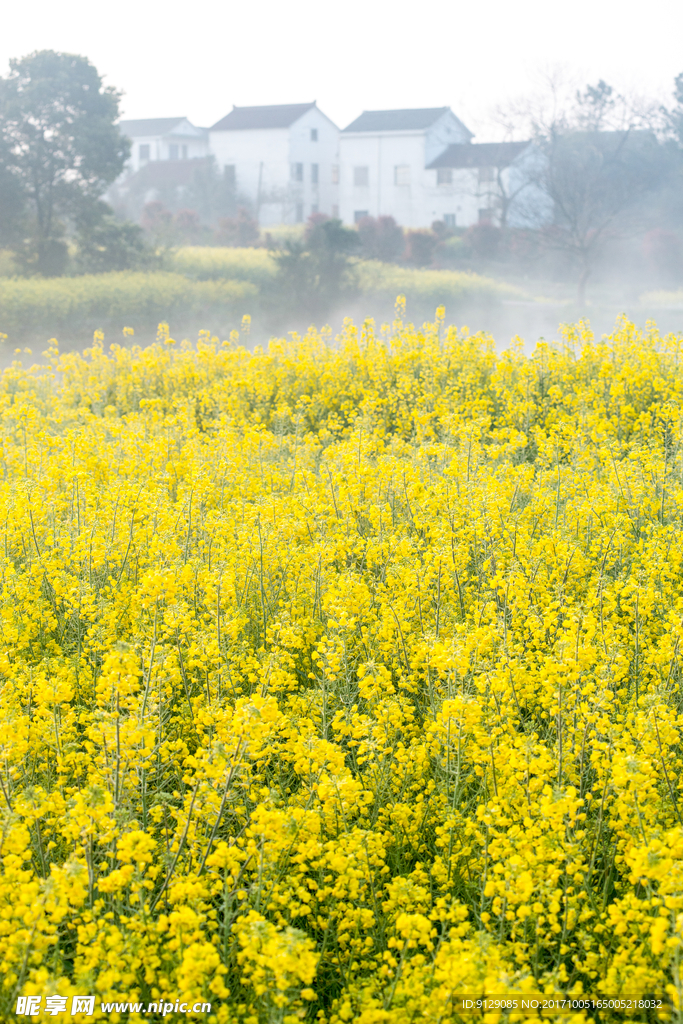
[1,0,682,138]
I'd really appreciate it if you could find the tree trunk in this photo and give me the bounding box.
[577,265,590,309]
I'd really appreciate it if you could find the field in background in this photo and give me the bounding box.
[0,248,521,346]
[3,243,683,351]
[0,251,17,277]
[168,246,277,284]
[0,271,257,343]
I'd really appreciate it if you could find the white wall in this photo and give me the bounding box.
[422,146,552,230]
[423,166,500,228]
[209,126,289,223]
[340,133,432,227]
[425,111,471,164]
[288,107,340,223]
[209,107,340,225]
[339,111,473,229]
[126,121,209,173]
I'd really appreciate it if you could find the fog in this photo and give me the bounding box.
[2,0,682,137]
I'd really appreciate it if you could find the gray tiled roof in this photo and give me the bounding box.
[343,108,451,133]
[123,156,213,186]
[119,118,191,137]
[428,141,531,169]
[211,103,316,131]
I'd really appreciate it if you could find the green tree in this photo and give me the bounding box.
[74,204,155,274]
[0,50,129,275]
[0,158,26,251]
[271,216,358,324]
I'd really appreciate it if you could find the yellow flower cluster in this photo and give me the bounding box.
[2,312,683,1022]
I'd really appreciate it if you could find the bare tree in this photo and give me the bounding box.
[494,75,672,305]
[494,152,539,229]
[665,73,683,144]
[541,127,668,304]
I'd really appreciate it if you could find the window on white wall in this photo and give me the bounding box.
[437,168,453,185]
[296,202,304,222]
[444,214,456,228]
[182,145,188,160]
[224,165,236,186]
[169,144,179,160]
[478,166,496,183]
[394,165,410,186]
[332,165,339,184]
[311,163,319,184]
[354,210,369,223]
[311,128,318,141]
[312,204,319,214]
[354,166,369,187]
[332,204,339,217]
[292,163,304,182]
[139,144,150,163]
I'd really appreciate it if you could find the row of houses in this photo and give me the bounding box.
[116,103,544,230]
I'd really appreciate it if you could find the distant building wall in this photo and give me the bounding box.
[422,167,481,228]
[209,107,339,225]
[121,119,209,175]
[287,107,340,223]
[209,126,290,224]
[127,134,208,173]
[116,107,549,232]
[339,111,473,228]
[426,141,552,229]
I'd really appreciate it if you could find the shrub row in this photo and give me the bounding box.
[0,252,521,344]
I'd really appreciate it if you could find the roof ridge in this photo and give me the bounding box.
[342,107,466,133]
[210,102,320,131]
[229,101,316,109]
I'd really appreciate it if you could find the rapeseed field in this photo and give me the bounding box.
[1,310,683,1022]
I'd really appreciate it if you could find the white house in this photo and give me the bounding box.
[208,103,340,225]
[119,117,209,174]
[426,140,543,228]
[338,108,473,229]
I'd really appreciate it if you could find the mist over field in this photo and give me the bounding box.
[2,52,683,353]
